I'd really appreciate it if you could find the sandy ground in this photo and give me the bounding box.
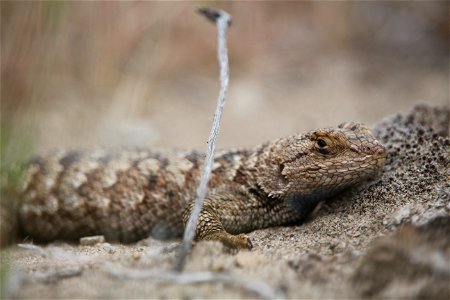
[1,105,448,299]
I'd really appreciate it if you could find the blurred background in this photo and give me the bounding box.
[1,1,449,156]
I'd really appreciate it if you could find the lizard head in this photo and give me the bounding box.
[256,122,386,199]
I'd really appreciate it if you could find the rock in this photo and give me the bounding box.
[352,216,450,299]
[79,235,105,246]
[101,243,116,254]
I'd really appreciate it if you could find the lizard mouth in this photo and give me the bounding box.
[377,156,386,167]
[374,145,387,167]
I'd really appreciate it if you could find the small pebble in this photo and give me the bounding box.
[79,235,105,246]
[101,243,116,254]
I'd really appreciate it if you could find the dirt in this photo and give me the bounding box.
[1,104,448,299]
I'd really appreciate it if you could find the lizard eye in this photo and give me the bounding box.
[315,138,332,155]
[317,139,327,148]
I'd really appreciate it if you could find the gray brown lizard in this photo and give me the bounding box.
[18,122,386,249]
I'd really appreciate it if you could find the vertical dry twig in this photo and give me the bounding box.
[174,8,232,272]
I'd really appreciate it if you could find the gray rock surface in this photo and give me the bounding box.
[352,216,450,299]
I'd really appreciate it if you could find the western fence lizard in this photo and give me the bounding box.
[18,122,386,249]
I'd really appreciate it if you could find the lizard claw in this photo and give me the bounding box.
[247,237,253,250]
[235,233,253,250]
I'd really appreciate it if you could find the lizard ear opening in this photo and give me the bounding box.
[255,156,291,198]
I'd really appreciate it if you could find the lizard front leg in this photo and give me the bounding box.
[182,199,253,250]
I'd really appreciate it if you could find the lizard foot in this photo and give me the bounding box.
[201,232,253,250]
[224,232,253,250]
[235,233,253,250]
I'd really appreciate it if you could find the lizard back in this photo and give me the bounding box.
[19,148,250,242]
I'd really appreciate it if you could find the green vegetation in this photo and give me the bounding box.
[1,121,34,193]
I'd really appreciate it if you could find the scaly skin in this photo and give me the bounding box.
[19,122,386,248]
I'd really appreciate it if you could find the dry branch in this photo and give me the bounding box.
[175,7,232,271]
